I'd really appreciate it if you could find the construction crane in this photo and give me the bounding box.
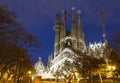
[100,7,108,45]
[43,0,74,17]
[100,7,112,65]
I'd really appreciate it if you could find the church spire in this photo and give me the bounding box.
[60,10,66,51]
[77,10,85,51]
[71,7,77,38]
[54,15,61,57]
[78,10,84,40]
[60,10,66,39]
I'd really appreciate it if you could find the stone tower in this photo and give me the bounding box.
[54,15,61,58]
[60,10,66,52]
[71,7,77,50]
[54,7,85,58]
[77,10,85,52]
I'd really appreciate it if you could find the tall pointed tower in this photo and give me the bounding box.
[51,8,86,75]
[71,7,77,50]
[53,8,85,58]
[34,7,109,79]
[54,15,61,57]
[60,10,66,51]
[77,10,85,51]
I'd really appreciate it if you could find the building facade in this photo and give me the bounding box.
[34,7,106,79]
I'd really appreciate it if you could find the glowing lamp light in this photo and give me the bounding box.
[107,66,112,70]
[107,65,116,71]
[106,65,116,78]
[28,71,32,75]
[32,76,34,81]
[11,74,13,77]
[112,66,116,70]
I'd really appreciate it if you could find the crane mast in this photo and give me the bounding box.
[100,8,108,45]
[100,8,112,65]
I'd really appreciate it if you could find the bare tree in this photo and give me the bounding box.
[0,5,40,83]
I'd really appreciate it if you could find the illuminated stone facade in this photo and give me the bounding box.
[34,8,106,79]
[53,9,85,58]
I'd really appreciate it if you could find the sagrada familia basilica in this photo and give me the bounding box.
[34,7,106,79]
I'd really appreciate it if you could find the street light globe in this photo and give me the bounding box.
[28,71,32,75]
[107,66,112,70]
[112,66,116,70]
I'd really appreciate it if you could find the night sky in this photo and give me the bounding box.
[0,0,120,64]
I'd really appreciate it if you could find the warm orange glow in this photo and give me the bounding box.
[28,71,32,75]
[112,66,116,70]
[107,65,116,71]
[106,65,116,78]
[11,74,13,77]
[107,66,112,70]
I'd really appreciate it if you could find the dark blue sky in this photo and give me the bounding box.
[0,0,120,64]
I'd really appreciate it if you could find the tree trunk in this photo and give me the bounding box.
[99,72,103,83]
[17,62,22,83]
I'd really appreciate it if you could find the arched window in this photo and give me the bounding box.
[66,39,72,47]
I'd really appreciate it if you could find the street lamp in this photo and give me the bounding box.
[28,71,32,75]
[28,71,32,83]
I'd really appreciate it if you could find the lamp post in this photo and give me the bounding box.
[28,71,32,83]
